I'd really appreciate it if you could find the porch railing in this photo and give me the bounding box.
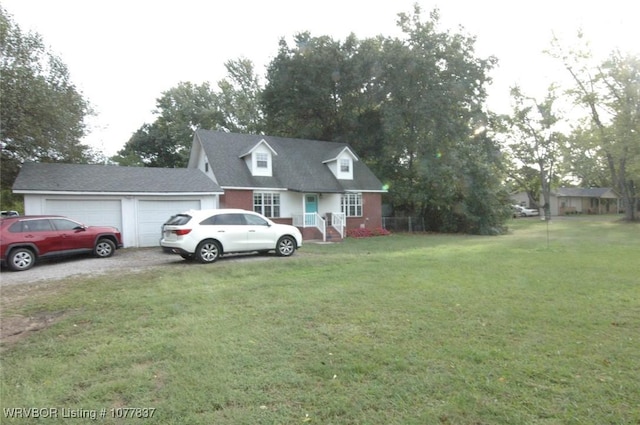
[330,212,345,239]
[293,213,326,241]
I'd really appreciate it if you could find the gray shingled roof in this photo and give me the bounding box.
[194,130,385,192]
[13,162,223,194]
[555,187,618,199]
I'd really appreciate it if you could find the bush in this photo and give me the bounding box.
[346,227,391,238]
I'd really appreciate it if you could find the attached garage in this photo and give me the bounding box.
[46,199,123,231]
[136,199,201,247]
[13,163,223,248]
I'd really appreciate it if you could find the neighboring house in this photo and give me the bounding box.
[12,163,222,247]
[549,187,620,216]
[510,192,533,208]
[188,130,386,241]
[12,131,386,247]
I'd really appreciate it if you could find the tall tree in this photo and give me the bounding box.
[113,59,263,167]
[113,81,221,167]
[551,35,639,220]
[262,6,507,234]
[216,58,264,134]
[262,32,358,141]
[562,125,612,187]
[0,6,92,203]
[504,86,565,218]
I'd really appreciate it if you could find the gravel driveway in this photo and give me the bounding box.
[0,248,190,286]
[0,247,290,286]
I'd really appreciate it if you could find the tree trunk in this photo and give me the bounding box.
[620,179,636,221]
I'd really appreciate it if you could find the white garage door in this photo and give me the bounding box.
[137,200,201,247]
[45,199,122,231]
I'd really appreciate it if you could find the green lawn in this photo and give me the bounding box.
[1,216,639,424]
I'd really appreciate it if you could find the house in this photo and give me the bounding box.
[549,187,620,216]
[188,130,386,241]
[13,163,223,247]
[12,131,386,247]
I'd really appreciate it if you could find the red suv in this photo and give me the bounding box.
[0,215,123,271]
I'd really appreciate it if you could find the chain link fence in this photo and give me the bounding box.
[382,217,426,232]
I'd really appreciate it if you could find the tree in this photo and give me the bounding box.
[0,6,92,207]
[551,35,639,221]
[504,86,565,218]
[113,59,263,167]
[505,165,543,208]
[113,81,221,167]
[262,32,359,141]
[216,58,264,134]
[262,7,507,234]
[562,126,612,187]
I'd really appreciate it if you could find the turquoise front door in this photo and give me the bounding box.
[305,194,318,214]
[305,194,318,225]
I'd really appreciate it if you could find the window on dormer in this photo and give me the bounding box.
[340,158,350,173]
[256,152,269,168]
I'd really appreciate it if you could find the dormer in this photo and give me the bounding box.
[239,139,278,177]
[323,147,358,180]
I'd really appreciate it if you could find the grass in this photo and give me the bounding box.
[1,216,639,424]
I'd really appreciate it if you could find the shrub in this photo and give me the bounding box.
[346,227,391,238]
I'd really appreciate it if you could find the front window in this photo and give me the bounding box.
[341,193,362,217]
[254,192,281,218]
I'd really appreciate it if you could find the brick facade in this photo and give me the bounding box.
[219,190,253,210]
[220,189,382,239]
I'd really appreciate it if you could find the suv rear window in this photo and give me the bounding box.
[165,214,192,226]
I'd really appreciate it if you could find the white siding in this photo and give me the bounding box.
[136,200,201,247]
[23,194,220,248]
[45,199,122,231]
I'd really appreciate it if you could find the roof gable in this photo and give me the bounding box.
[191,130,385,192]
[239,139,278,158]
[13,163,223,194]
[322,146,358,163]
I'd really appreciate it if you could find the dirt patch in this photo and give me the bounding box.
[0,311,68,350]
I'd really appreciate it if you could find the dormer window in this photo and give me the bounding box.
[340,158,350,173]
[324,147,357,180]
[256,152,269,169]
[239,139,277,177]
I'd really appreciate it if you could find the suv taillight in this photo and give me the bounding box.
[174,229,192,236]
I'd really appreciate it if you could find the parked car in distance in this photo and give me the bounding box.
[512,205,540,217]
[1,210,19,217]
[0,215,123,271]
[160,209,303,263]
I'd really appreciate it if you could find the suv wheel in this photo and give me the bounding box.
[276,236,296,257]
[195,240,221,263]
[8,247,35,271]
[94,239,116,258]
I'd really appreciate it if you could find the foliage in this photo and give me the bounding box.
[262,7,507,234]
[2,218,639,424]
[502,86,566,217]
[112,82,221,167]
[550,35,640,221]
[0,6,93,198]
[561,125,612,187]
[216,58,264,134]
[346,227,391,238]
[112,59,263,167]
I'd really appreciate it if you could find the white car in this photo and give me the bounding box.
[512,205,540,217]
[160,209,302,263]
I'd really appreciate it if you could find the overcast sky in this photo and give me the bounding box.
[4,0,639,156]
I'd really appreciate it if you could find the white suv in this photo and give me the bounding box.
[160,209,303,263]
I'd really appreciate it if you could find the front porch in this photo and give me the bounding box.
[292,212,345,242]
